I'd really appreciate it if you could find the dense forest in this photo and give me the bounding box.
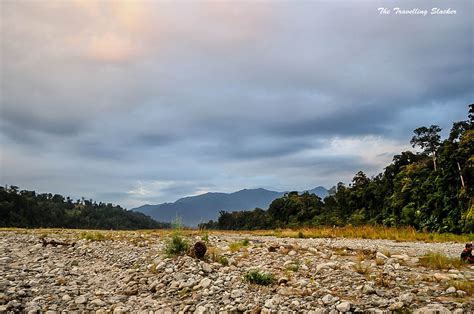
[200,105,474,234]
[0,187,171,230]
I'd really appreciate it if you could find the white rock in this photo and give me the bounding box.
[445,286,456,294]
[199,277,212,289]
[201,262,212,273]
[62,294,71,302]
[434,273,451,281]
[322,294,333,305]
[90,299,106,307]
[230,289,242,299]
[74,295,87,304]
[376,252,388,260]
[264,299,274,308]
[399,292,415,304]
[316,262,336,272]
[413,304,452,314]
[336,301,352,312]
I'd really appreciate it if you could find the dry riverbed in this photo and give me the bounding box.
[0,230,473,313]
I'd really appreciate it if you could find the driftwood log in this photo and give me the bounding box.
[40,237,76,247]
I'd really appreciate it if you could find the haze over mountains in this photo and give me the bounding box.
[131,187,328,226]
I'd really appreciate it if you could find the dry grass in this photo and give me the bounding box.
[418,252,466,270]
[375,258,385,266]
[375,272,392,288]
[353,261,372,275]
[229,242,244,252]
[2,226,471,244]
[448,280,474,296]
[207,247,229,266]
[80,231,111,241]
[251,226,472,243]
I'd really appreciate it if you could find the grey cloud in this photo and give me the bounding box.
[1,0,471,207]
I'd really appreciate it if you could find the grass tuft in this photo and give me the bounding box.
[354,261,372,275]
[244,270,275,286]
[448,280,474,296]
[418,252,465,270]
[207,247,229,266]
[80,231,108,241]
[252,226,472,243]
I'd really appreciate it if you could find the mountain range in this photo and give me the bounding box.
[131,187,328,226]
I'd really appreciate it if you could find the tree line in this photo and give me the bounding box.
[200,104,474,234]
[0,187,171,230]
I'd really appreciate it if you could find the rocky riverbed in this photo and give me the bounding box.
[0,230,473,313]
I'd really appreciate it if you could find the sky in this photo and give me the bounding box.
[0,1,472,209]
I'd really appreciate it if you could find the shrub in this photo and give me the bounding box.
[164,233,189,256]
[242,238,250,246]
[217,256,229,266]
[244,270,275,286]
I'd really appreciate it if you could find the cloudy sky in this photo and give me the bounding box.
[1,1,472,209]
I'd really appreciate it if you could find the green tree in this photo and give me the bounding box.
[410,125,442,171]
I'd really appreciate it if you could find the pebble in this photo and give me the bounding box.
[0,231,472,313]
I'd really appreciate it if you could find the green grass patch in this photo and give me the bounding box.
[244,270,275,286]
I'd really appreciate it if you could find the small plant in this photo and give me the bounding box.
[229,241,244,252]
[353,261,372,275]
[164,216,190,257]
[242,238,250,246]
[244,270,275,286]
[217,255,229,266]
[202,232,209,244]
[297,231,305,238]
[207,247,229,266]
[80,231,107,241]
[164,233,189,256]
[375,258,385,266]
[419,252,465,270]
[286,263,299,272]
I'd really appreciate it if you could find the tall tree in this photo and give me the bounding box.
[410,125,442,171]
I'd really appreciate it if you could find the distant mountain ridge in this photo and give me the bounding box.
[131,187,328,226]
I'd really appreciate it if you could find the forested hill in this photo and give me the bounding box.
[200,105,474,234]
[0,187,170,230]
[132,187,328,226]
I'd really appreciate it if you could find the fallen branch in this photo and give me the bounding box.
[40,237,75,247]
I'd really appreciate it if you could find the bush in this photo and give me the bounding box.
[244,270,275,286]
[164,233,189,256]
